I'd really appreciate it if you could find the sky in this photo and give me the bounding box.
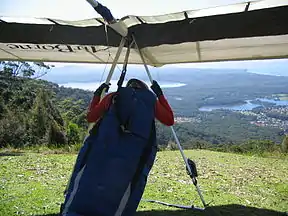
[0,0,252,19]
[1,0,287,71]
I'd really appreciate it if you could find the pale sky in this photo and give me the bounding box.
[0,0,250,20]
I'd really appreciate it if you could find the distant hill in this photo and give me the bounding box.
[2,60,288,150]
[42,60,288,85]
[40,65,288,115]
[41,65,249,84]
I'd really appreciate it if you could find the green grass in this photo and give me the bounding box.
[0,149,287,216]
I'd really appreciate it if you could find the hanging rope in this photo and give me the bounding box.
[94,21,122,85]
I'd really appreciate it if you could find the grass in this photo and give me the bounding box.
[0,149,287,216]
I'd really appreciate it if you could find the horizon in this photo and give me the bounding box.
[48,58,288,69]
[40,62,288,92]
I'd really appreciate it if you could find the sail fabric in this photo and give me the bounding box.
[0,0,288,66]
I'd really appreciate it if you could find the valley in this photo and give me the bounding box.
[41,66,288,146]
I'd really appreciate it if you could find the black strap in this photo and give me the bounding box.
[116,38,132,91]
[114,38,131,130]
[116,65,127,91]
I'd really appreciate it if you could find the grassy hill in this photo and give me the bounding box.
[0,149,287,216]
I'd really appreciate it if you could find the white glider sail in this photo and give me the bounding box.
[0,0,288,67]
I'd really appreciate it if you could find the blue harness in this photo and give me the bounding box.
[61,87,158,216]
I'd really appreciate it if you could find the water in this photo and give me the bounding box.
[199,98,288,112]
[174,97,183,101]
[259,98,288,106]
[60,80,187,92]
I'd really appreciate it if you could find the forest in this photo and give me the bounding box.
[0,61,287,154]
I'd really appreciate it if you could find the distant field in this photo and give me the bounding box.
[279,97,288,101]
[273,94,288,101]
[0,149,287,216]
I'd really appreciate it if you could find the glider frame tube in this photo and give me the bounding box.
[141,199,205,211]
[87,36,126,132]
[133,35,207,209]
[104,37,126,88]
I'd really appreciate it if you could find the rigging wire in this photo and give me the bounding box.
[101,23,125,84]
[91,22,124,86]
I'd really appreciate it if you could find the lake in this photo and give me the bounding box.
[199,98,288,112]
[60,80,187,91]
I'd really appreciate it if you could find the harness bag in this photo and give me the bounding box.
[61,87,157,216]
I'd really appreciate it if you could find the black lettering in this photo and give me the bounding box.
[55,45,74,53]
[83,46,93,53]
[6,44,19,49]
[34,45,43,50]
[19,45,33,49]
[41,45,55,50]
[5,43,103,53]
[76,46,84,51]
[90,46,97,53]
[76,45,99,53]
[76,45,91,53]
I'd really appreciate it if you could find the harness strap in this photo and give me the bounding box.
[114,39,136,133]
[117,39,134,91]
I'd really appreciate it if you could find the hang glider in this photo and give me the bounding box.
[0,0,288,67]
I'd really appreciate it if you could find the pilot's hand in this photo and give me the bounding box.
[94,83,110,96]
[151,80,163,97]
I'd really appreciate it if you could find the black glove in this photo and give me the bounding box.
[151,80,163,97]
[94,83,110,96]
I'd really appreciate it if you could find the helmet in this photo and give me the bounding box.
[126,78,148,89]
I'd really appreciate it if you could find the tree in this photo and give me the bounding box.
[281,135,288,153]
[30,89,50,144]
[0,61,53,78]
[67,122,81,145]
[30,88,67,146]
[166,141,178,150]
[0,98,6,119]
[57,98,88,127]
[0,61,66,148]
